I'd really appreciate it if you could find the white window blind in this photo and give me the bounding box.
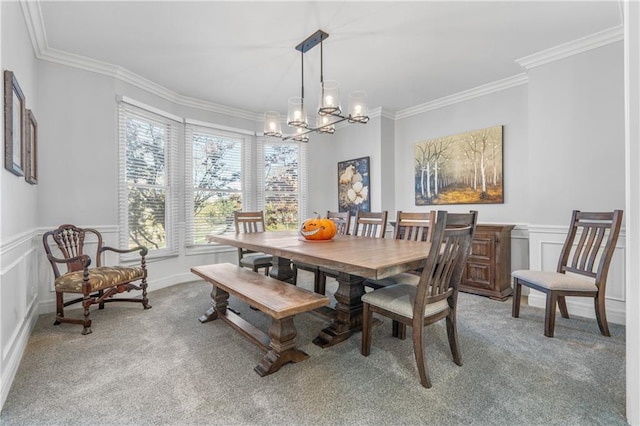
[185,124,247,245]
[259,139,305,230]
[118,101,179,257]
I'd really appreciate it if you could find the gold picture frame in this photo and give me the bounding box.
[25,109,37,184]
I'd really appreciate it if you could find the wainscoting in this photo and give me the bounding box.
[525,225,626,326]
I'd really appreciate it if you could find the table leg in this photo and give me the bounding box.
[198,286,229,323]
[254,316,309,376]
[313,272,365,348]
[269,255,294,282]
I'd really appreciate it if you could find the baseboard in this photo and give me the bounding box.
[1,299,40,410]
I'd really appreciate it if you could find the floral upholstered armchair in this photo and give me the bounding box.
[43,224,151,335]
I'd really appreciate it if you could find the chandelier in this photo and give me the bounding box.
[263,30,369,142]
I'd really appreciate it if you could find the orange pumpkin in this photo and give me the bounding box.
[300,214,337,240]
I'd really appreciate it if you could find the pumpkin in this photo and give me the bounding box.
[300,214,337,241]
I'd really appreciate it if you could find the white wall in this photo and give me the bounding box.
[0,0,40,410]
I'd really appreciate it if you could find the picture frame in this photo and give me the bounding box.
[414,125,503,205]
[338,156,370,215]
[25,109,37,184]
[4,70,25,176]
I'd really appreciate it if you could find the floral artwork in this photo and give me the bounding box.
[414,125,503,205]
[338,156,370,215]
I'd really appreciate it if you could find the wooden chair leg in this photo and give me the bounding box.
[361,302,372,356]
[544,292,557,338]
[446,312,462,366]
[392,320,407,340]
[315,271,326,295]
[511,279,522,318]
[557,296,569,318]
[54,292,64,325]
[81,294,93,335]
[141,277,151,309]
[594,295,611,337]
[412,323,431,388]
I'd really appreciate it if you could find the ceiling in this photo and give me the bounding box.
[36,1,622,116]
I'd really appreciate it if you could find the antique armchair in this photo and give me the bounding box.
[361,211,475,388]
[43,224,150,335]
[512,210,623,337]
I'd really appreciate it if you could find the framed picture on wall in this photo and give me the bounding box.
[4,70,25,177]
[338,156,370,216]
[414,125,504,205]
[25,109,37,184]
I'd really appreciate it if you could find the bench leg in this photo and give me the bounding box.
[254,316,309,376]
[199,286,229,323]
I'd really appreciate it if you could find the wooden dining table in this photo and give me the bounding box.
[206,230,431,347]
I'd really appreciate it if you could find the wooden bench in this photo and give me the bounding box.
[191,263,330,376]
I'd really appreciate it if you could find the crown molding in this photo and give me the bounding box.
[21,0,260,122]
[516,25,624,70]
[395,73,529,120]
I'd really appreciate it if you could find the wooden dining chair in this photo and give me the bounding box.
[512,210,623,337]
[353,210,388,238]
[292,211,351,293]
[365,211,476,291]
[316,210,388,295]
[361,210,475,388]
[234,211,273,276]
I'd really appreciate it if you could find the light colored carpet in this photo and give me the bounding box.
[0,271,626,425]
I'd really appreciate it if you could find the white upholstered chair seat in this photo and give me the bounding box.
[511,270,596,292]
[361,284,449,319]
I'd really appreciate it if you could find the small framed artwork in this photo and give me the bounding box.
[4,70,25,176]
[25,109,37,184]
[338,156,370,215]
[414,125,504,205]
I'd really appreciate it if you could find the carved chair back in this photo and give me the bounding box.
[353,210,388,238]
[327,210,351,236]
[43,224,104,278]
[393,210,436,242]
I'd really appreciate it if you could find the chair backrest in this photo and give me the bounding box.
[353,210,388,238]
[327,210,351,235]
[234,211,266,234]
[557,210,623,288]
[43,224,103,277]
[414,211,477,317]
[393,210,436,242]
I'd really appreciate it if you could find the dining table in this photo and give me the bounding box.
[206,230,432,347]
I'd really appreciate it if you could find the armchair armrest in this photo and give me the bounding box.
[46,253,91,278]
[101,245,149,257]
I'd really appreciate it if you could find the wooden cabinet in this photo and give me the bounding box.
[460,224,515,301]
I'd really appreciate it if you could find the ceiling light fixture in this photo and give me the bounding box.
[263,30,369,142]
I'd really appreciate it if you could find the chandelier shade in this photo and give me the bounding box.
[263,29,369,142]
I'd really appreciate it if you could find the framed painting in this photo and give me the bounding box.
[4,70,25,176]
[338,156,370,215]
[415,125,503,205]
[25,109,37,184]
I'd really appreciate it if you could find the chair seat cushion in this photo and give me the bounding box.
[361,284,449,319]
[366,272,420,288]
[240,253,273,268]
[511,270,597,292]
[55,266,145,293]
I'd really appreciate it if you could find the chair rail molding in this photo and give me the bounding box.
[525,224,626,325]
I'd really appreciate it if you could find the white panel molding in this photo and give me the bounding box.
[526,225,627,325]
[516,25,624,70]
[395,73,528,120]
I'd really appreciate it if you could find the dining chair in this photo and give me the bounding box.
[43,224,150,335]
[292,211,351,293]
[361,210,476,388]
[511,210,623,337]
[366,211,476,291]
[352,210,388,238]
[234,211,273,276]
[317,210,388,295]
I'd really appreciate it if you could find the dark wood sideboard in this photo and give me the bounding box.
[460,224,515,301]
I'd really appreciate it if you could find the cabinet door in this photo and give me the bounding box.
[463,233,495,290]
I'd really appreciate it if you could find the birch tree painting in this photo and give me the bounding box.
[414,125,503,205]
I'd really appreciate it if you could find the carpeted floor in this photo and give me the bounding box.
[0,272,626,425]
